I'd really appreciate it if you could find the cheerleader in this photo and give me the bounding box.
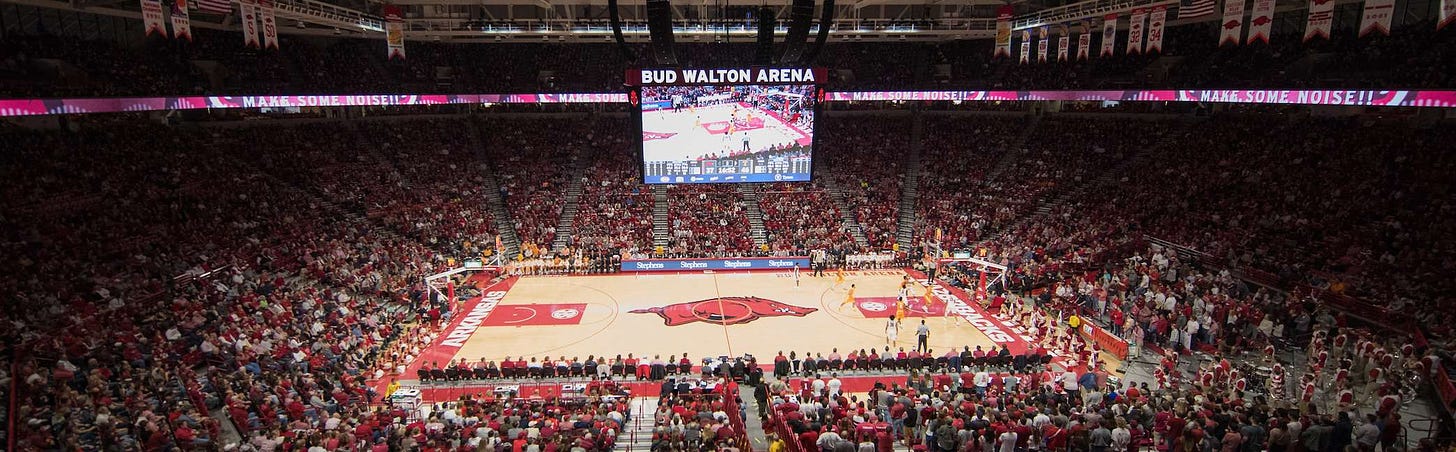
[1268,363,1286,401]
[1300,375,1318,414]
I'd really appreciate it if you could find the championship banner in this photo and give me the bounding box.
[1360,0,1394,36]
[1077,28,1091,60]
[384,4,406,59]
[239,0,259,48]
[1127,9,1147,54]
[1057,26,1071,61]
[1020,29,1031,63]
[1147,6,1167,52]
[1037,26,1049,62]
[170,0,192,40]
[1248,0,1274,44]
[1443,0,1456,30]
[1304,0,1335,41]
[1220,0,1246,46]
[995,5,1014,57]
[141,0,166,37]
[259,0,278,49]
[1101,15,1117,56]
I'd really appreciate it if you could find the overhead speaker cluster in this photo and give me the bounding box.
[754,6,776,66]
[607,0,636,62]
[646,0,679,65]
[779,0,816,64]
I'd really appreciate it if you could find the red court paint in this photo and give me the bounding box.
[905,270,1030,354]
[372,277,519,393]
[481,303,588,327]
[852,297,947,318]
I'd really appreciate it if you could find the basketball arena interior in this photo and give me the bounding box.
[2,0,1456,449]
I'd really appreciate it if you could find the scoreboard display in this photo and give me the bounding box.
[629,68,825,185]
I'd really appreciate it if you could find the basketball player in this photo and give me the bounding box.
[792,263,801,287]
[886,314,900,347]
[840,284,856,309]
[835,267,845,285]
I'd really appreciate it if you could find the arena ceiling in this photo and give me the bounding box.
[4,0,1209,42]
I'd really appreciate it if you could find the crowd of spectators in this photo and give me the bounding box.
[569,129,654,258]
[756,182,857,256]
[475,117,581,255]
[818,116,907,250]
[667,185,757,256]
[0,116,499,450]
[915,116,1165,250]
[912,116,1023,247]
[4,103,1455,450]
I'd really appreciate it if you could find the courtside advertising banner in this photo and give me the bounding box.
[621,257,811,272]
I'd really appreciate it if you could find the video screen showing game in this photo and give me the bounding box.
[640,84,815,184]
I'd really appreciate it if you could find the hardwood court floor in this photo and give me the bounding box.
[447,270,1013,365]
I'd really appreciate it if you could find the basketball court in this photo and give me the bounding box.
[642,102,812,161]
[408,269,1061,377]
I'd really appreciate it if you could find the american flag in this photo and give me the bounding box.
[195,0,232,14]
[1178,0,1217,18]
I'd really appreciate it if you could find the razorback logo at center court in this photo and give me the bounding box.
[630,297,817,326]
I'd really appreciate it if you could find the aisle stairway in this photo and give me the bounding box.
[894,109,924,250]
[466,119,521,258]
[550,150,590,251]
[651,185,670,251]
[740,185,769,249]
[619,397,660,451]
[819,177,870,249]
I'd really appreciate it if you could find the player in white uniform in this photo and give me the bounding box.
[792,263,801,287]
[886,315,900,346]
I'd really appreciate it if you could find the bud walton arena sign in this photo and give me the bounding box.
[628,68,829,86]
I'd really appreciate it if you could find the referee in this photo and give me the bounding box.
[916,320,930,353]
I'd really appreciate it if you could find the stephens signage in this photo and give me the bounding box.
[620,257,811,272]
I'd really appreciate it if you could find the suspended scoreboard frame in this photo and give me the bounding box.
[626,67,829,185]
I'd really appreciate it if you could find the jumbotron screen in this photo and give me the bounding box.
[633,68,823,184]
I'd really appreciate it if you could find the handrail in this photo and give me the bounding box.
[721,383,754,452]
